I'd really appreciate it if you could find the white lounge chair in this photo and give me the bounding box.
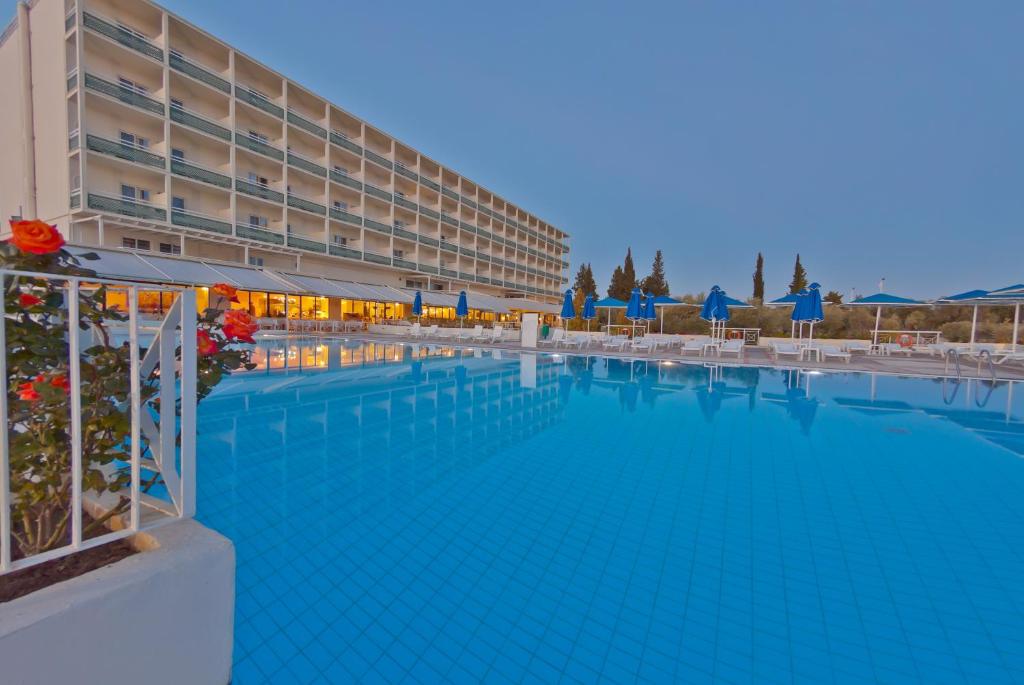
[718,339,744,359]
[561,333,587,350]
[846,341,871,354]
[602,335,629,351]
[771,342,801,360]
[409,322,423,338]
[459,324,483,341]
[538,328,564,347]
[679,340,704,356]
[630,337,656,354]
[819,345,851,363]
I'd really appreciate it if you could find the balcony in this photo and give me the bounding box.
[287,193,326,216]
[461,196,477,210]
[287,151,327,178]
[418,264,438,275]
[235,178,284,203]
[363,251,391,266]
[441,187,459,201]
[235,131,284,161]
[329,169,363,191]
[169,51,230,93]
[86,134,164,169]
[82,12,163,61]
[235,85,284,118]
[459,221,476,234]
[330,130,363,155]
[394,195,417,212]
[287,234,327,253]
[393,226,417,241]
[418,235,439,247]
[395,164,418,182]
[458,272,473,281]
[329,207,362,226]
[419,206,440,220]
[171,208,232,235]
[363,218,392,235]
[329,244,362,260]
[393,257,416,270]
[420,177,440,192]
[236,224,285,245]
[88,193,166,221]
[363,149,393,170]
[171,104,231,141]
[171,158,230,189]
[287,110,327,139]
[364,183,393,203]
[439,267,457,278]
[439,240,458,254]
[440,213,458,227]
[84,73,164,116]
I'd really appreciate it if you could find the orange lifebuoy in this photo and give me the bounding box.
[898,334,914,348]
[728,330,743,340]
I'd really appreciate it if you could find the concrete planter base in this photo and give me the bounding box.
[0,520,235,685]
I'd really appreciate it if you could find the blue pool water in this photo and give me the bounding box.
[196,339,1024,684]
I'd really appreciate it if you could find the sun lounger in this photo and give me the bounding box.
[561,333,588,350]
[603,335,629,351]
[679,340,704,356]
[630,337,657,354]
[771,342,801,360]
[819,345,851,363]
[718,339,744,359]
[538,328,565,347]
[845,341,871,354]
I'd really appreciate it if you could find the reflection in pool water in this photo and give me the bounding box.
[200,339,1024,683]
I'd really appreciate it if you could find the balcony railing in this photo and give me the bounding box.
[329,169,363,191]
[441,187,459,201]
[287,234,327,253]
[171,158,231,189]
[393,226,418,241]
[86,134,165,169]
[420,177,440,192]
[363,149,393,170]
[393,257,416,270]
[459,221,477,234]
[418,264,439,275]
[329,130,363,155]
[363,218,392,235]
[439,240,458,253]
[66,69,77,91]
[287,193,326,216]
[68,128,80,151]
[235,131,284,160]
[418,235,439,247]
[287,110,327,139]
[169,51,230,93]
[329,243,363,260]
[82,12,163,61]
[363,251,392,266]
[329,207,363,226]
[394,195,417,212]
[440,267,457,278]
[236,224,285,245]
[459,272,474,281]
[88,192,166,221]
[440,213,458,227]
[287,151,327,178]
[84,73,164,115]
[364,183,393,203]
[235,178,284,203]
[419,206,440,220]
[171,208,232,235]
[170,104,231,141]
[461,196,478,210]
[395,164,418,181]
[235,85,283,118]
[70,192,81,209]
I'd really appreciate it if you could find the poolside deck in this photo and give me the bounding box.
[278,332,1024,382]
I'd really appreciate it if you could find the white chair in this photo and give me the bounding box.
[538,328,565,347]
[561,333,587,350]
[819,345,851,363]
[771,342,802,360]
[718,339,744,359]
[845,341,871,354]
[459,324,483,341]
[602,335,628,351]
[630,337,656,354]
[409,322,423,338]
[487,324,505,343]
[679,340,704,356]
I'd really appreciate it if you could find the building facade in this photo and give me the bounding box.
[0,0,569,306]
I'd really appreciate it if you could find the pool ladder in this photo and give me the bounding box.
[944,348,996,383]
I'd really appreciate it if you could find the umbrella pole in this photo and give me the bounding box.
[1013,303,1020,353]
[660,308,664,334]
[970,304,978,351]
[873,306,881,346]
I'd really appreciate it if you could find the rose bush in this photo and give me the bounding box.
[3,220,256,559]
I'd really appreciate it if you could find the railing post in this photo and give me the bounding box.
[179,290,197,518]
[128,287,141,531]
[68,281,83,549]
[0,282,10,572]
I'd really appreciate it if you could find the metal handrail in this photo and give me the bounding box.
[944,348,962,380]
[976,349,997,383]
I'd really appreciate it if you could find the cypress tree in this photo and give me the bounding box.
[608,265,629,300]
[622,248,637,293]
[752,252,765,302]
[641,250,670,296]
[788,254,808,294]
[580,263,598,299]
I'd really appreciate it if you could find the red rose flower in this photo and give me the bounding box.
[197,330,219,357]
[211,283,239,303]
[222,309,259,343]
[49,375,70,393]
[18,293,43,308]
[17,381,40,402]
[8,219,65,255]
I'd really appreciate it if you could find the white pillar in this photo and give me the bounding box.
[970,304,979,350]
[1013,303,1020,353]
[873,306,881,345]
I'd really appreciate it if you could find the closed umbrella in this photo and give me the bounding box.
[643,293,657,332]
[560,289,575,334]
[582,294,597,332]
[790,289,809,341]
[803,283,825,343]
[456,290,469,328]
[412,290,423,322]
[700,286,731,342]
[626,287,644,337]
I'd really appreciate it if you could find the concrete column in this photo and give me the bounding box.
[18,2,36,218]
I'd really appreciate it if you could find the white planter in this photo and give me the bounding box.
[0,520,235,685]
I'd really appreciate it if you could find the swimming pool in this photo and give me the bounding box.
[196,338,1024,684]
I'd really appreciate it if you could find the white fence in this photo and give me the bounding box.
[0,269,197,574]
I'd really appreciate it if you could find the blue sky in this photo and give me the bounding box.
[154,0,1024,299]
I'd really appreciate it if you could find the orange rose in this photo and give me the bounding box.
[222,309,258,343]
[197,330,218,357]
[9,219,65,255]
[18,293,43,308]
[17,381,40,401]
[211,282,239,303]
[49,375,70,393]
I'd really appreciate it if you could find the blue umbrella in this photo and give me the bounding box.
[848,292,925,345]
[560,289,575,334]
[412,290,423,320]
[582,294,597,332]
[625,288,644,321]
[643,293,657,322]
[700,286,731,340]
[803,283,825,342]
[456,290,468,328]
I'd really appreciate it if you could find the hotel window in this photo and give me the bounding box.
[119,131,148,149]
[122,237,151,251]
[247,172,269,187]
[394,220,405,229]
[171,196,185,211]
[249,256,265,267]
[333,200,348,211]
[247,130,268,144]
[332,165,348,176]
[117,76,147,95]
[170,97,184,111]
[248,215,268,228]
[393,249,404,259]
[159,242,181,255]
[332,235,347,245]
[171,148,184,161]
[120,185,150,202]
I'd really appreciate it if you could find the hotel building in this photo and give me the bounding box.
[0,0,569,319]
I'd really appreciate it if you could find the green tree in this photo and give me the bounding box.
[641,250,670,296]
[824,290,844,305]
[622,248,637,292]
[607,248,637,300]
[788,254,808,294]
[752,252,765,302]
[573,262,598,300]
